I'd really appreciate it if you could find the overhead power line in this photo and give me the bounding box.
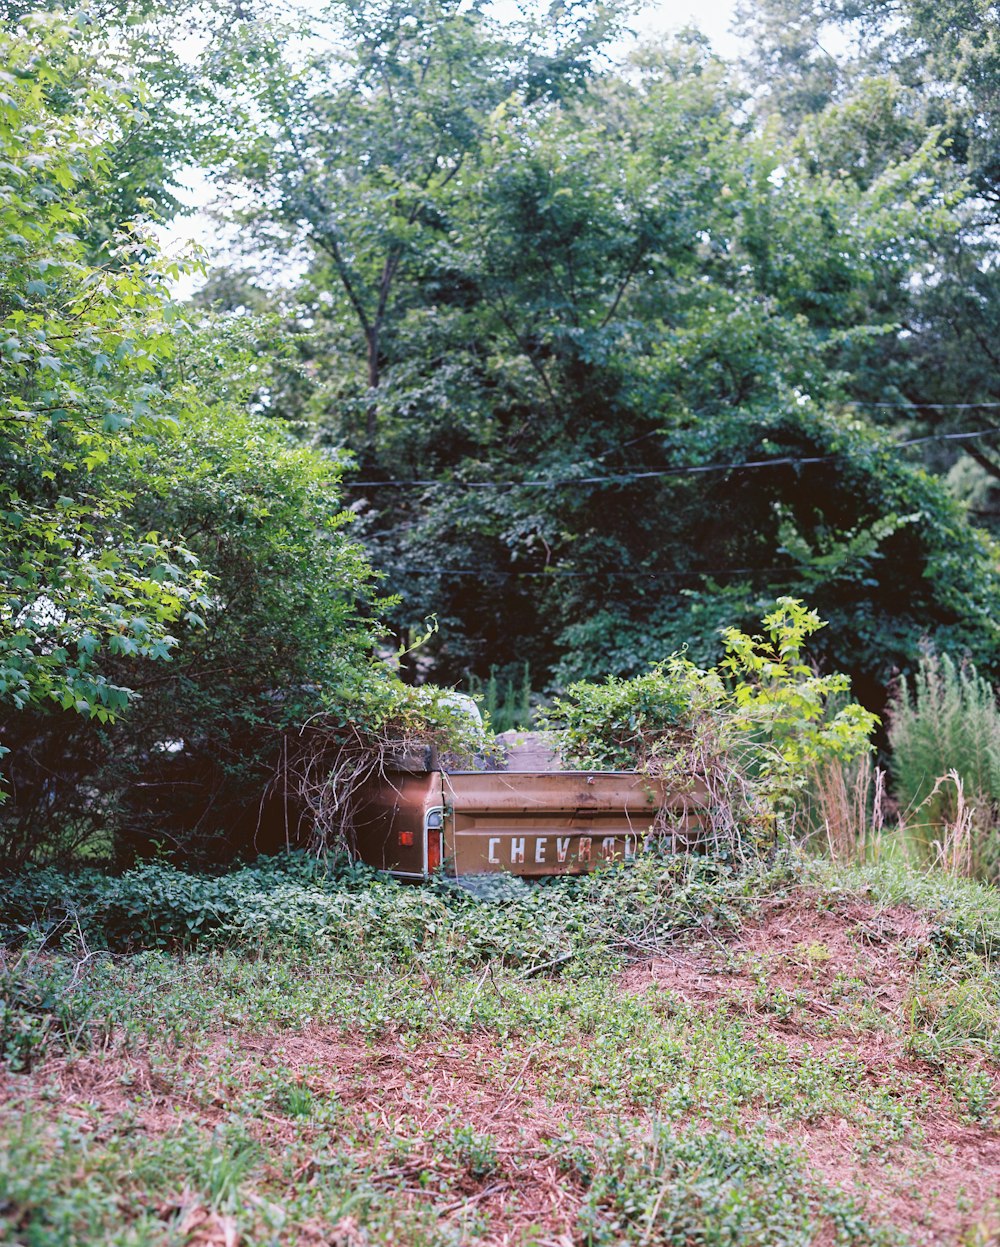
[380,564,795,580]
[844,401,1000,410]
[345,424,1000,491]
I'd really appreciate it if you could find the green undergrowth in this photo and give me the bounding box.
[0,852,790,1073]
[0,962,917,1246]
[0,1103,899,1247]
[804,859,1000,1078]
[1,850,789,957]
[3,854,999,1082]
[574,1122,898,1247]
[805,858,1000,961]
[2,855,999,1244]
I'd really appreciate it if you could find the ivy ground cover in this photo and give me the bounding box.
[1,857,999,1246]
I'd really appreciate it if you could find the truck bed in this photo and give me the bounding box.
[353,768,706,880]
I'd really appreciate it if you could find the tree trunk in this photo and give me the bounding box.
[366,326,380,446]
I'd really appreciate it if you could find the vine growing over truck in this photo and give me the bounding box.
[541,599,877,855]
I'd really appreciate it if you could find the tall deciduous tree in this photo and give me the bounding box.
[196,7,1000,697]
[735,0,1000,504]
[221,0,630,450]
[0,16,392,863]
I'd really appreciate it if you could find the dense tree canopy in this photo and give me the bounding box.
[737,0,1000,485]
[0,16,209,730]
[3,0,1000,860]
[207,5,1000,698]
[0,14,389,863]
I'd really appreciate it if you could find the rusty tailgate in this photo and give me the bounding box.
[352,769,444,877]
[443,771,705,877]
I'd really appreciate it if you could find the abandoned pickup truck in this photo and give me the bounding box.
[352,732,706,880]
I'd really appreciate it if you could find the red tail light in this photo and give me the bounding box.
[427,830,442,873]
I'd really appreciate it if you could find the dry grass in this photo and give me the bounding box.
[807,754,886,866]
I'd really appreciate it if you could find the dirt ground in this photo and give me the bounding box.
[5,892,999,1246]
[621,894,1000,1246]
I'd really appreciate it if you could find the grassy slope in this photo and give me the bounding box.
[1,856,998,1247]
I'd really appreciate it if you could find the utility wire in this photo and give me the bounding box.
[345,423,1000,490]
[377,565,796,579]
[898,427,1000,447]
[843,400,1000,410]
[354,408,1000,582]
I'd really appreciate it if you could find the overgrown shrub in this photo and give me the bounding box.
[542,599,877,854]
[274,680,494,855]
[0,360,494,868]
[1,317,392,869]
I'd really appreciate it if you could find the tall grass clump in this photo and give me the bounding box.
[805,752,886,866]
[887,651,1000,880]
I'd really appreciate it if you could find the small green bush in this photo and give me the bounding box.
[541,660,706,772]
[542,599,877,855]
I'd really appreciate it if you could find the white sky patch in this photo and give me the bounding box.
[636,0,743,58]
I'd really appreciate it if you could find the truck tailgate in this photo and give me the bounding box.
[443,771,705,877]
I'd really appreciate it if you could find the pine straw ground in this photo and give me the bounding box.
[2,876,999,1246]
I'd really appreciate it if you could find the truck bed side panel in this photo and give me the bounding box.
[353,770,443,877]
